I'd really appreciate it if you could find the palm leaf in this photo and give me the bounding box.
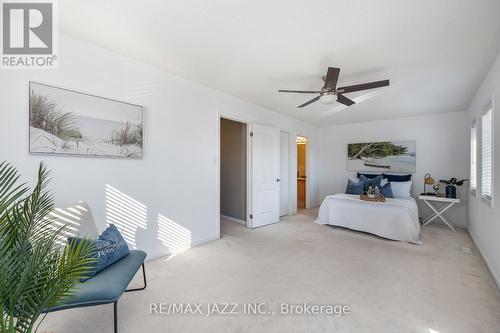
[0,161,96,332]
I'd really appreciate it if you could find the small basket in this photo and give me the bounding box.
[360,193,386,202]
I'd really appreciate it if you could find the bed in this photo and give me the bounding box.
[316,193,422,244]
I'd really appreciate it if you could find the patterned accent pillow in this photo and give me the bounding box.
[359,174,383,191]
[379,182,394,198]
[68,224,129,281]
[345,179,365,195]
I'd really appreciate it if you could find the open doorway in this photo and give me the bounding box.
[279,131,290,217]
[297,136,308,209]
[220,118,248,234]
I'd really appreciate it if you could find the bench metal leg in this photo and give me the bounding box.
[114,263,146,332]
[114,301,118,333]
[125,263,147,292]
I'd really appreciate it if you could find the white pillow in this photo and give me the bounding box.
[348,175,359,184]
[390,181,412,198]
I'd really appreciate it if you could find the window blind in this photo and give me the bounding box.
[481,108,493,200]
[470,123,477,193]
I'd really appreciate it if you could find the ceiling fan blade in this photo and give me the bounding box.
[323,67,341,89]
[278,89,322,94]
[337,94,355,106]
[298,96,320,108]
[337,79,390,94]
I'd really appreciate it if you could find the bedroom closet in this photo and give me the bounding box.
[220,118,248,227]
[219,117,285,230]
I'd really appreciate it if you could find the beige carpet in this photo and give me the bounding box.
[41,209,500,333]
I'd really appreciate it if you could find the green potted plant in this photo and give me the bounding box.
[0,162,95,333]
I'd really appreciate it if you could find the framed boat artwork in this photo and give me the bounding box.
[347,140,416,173]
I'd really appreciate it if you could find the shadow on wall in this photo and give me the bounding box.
[157,214,192,259]
[104,184,192,259]
[105,184,148,249]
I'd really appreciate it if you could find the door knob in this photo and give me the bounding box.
[276,178,281,182]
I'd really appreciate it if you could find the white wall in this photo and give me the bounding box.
[467,53,500,286]
[220,118,247,221]
[318,111,469,227]
[0,35,319,260]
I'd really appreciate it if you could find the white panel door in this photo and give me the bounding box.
[251,124,280,228]
[279,132,289,217]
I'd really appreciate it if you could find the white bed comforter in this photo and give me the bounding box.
[316,194,422,244]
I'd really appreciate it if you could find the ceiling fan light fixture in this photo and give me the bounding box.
[278,67,390,108]
[319,92,336,105]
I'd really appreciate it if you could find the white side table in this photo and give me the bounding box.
[418,195,460,231]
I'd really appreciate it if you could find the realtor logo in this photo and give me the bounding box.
[1,0,57,68]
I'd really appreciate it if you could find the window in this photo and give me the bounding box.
[481,105,493,203]
[470,122,477,194]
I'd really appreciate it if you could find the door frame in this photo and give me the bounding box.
[279,130,292,217]
[217,113,295,233]
[217,113,252,233]
[297,134,311,209]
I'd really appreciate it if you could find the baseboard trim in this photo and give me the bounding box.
[144,234,220,262]
[467,228,500,292]
[191,234,220,247]
[221,214,247,225]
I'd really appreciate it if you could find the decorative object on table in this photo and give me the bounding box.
[432,183,442,196]
[360,192,386,202]
[367,185,377,198]
[423,173,436,195]
[347,140,416,173]
[419,195,460,231]
[439,178,468,199]
[29,82,144,159]
[0,161,95,333]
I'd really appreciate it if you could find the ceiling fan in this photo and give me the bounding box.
[278,67,390,108]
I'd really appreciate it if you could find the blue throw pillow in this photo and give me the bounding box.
[68,224,130,281]
[359,175,383,191]
[357,173,381,179]
[379,182,394,198]
[383,174,412,182]
[345,179,365,195]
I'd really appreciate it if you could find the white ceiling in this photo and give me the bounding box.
[59,0,500,126]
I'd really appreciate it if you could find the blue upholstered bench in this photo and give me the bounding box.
[45,202,148,333]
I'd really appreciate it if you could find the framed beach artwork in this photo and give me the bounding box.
[347,140,416,173]
[29,82,143,159]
